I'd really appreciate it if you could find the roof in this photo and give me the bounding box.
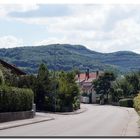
[75,72,97,83]
[0,59,26,75]
[76,71,104,94]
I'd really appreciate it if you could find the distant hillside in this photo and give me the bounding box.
[0,44,140,74]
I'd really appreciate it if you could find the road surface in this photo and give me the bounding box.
[0,104,139,137]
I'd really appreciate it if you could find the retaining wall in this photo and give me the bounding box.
[0,111,34,123]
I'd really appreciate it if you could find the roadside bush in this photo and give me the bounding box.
[119,98,133,107]
[0,85,34,112]
[72,96,80,110]
[133,94,140,112]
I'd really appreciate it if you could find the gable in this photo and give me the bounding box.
[0,59,26,75]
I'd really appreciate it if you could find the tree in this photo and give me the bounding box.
[93,71,116,103]
[111,88,123,102]
[111,76,135,103]
[34,64,50,110]
[125,72,140,95]
[111,80,126,102]
[57,71,80,111]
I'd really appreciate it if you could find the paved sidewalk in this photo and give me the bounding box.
[0,107,87,131]
[123,107,140,136]
[0,113,54,130]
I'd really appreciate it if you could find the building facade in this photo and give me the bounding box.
[76,70,102,103]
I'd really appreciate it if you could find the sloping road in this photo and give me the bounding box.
[0,104,139,137]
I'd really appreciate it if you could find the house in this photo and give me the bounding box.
[0,59,26,75]
[75,70,103,103]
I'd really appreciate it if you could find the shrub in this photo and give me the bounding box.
[0,70,4,85]
[0,85,34,112]
[72,96,80,110]
[119,98,133,107]
[133,94,140,112]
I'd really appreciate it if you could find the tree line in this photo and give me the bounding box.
[93,71,140,106]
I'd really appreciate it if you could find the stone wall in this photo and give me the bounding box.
[0,111,34,123]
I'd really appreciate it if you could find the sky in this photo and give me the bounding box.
[0,4,140,53]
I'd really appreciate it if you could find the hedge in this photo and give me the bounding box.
[119,98,133,107]
[133,94,140,112]
[0,85,34,112]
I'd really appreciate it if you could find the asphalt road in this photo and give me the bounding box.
[0,104,139,137]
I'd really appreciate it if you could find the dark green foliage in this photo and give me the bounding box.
[57,71,80,111]
[111,71,140,103]
[43,70,80,112]
[2,44,139,74]
[17,75,37,89]
[72,96,80,110]
[125,72,140,95]
[0,64,34,113]
[34,64,51,110]
[111,78,134,100]
[18,64,80,112]
[119,98,133,107]
[110,87,123,102]
[93,72,116,103]
[0,85,34,112]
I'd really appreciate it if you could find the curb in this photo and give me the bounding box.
[0,108,87,130]
[0,117,54,130]
[47,107,87,115]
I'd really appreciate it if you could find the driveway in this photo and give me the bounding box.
[0,104,139,137]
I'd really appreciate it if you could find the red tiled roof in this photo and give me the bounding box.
[76,72,104,93]
[76,72,97,81]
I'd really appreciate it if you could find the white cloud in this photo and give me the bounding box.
[22,5,140,53]
[1,4,140,53]
[34,37,68,45]
[93,17,140,53]
[0,35,23,48]
[16,5,112,30]
[0,4,39,18]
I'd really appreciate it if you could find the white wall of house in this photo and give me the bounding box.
[81,96,90,103]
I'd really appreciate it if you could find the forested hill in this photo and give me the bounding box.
[0,44,140,74]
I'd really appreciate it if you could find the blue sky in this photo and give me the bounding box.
[0,4,140,53]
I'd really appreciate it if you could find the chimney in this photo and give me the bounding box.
[85,68,89,80]
[78,73,80,78]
